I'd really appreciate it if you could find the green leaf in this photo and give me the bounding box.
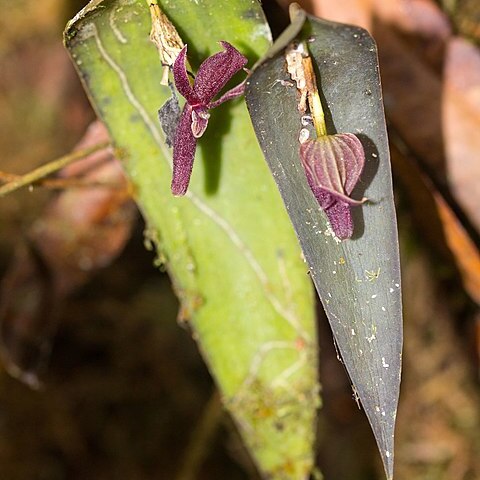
[245,12,402,480]
[64,1,319,478]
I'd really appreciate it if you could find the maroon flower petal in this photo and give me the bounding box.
[334,133,365,195]
[325,201,354,240]
[193,41,247,104]
[172,46,198,105]
[300,134,365,206]
[304,181,336,211]
[300,133,366,239]
[208,80,246,109]
[172,105,197,196]
[168,41,248,196]
[306,176,354,240]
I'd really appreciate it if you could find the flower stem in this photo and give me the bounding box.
[288,3,327,137]
[302,51,327,137]
[175,391,223,480]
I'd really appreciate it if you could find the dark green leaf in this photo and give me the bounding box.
[246,12,402,480]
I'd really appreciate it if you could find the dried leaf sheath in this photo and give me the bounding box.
[148,3,184,85]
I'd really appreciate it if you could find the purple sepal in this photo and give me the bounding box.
[300,133,366,239]
[209,80,246,109]
[194,41,248,104]
[325,201,354,240]
[172,105,197,196]
[172,46,198,105]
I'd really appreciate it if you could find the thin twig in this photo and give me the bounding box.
[175,390,223,480]
[0,170,124,191]
[0,141,110,197]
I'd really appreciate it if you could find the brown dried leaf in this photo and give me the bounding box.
[391,138,480,306]
[0,245,56,389]
[443,37,480,234]
[0,121,137,386]
[433,191,480,305]
[375,23,446,171]
[291,0,451,38]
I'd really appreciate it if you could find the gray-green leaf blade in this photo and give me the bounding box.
[246,14,402,479]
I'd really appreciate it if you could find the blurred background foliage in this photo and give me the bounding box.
[0,0,479,479]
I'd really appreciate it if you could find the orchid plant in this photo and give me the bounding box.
[64,1,402,478]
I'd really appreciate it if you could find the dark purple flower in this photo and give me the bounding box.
[300,133,365,239]
[171,42,248,195]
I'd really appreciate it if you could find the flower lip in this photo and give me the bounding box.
[191,108,210,138]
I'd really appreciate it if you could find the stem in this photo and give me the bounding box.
[288,5,327,137]
[0,142,110,198]
[175,391,223,480]
[0,170,124,190]
[302,49,327,137]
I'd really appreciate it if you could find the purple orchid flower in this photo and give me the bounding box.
[171,41,248,196]
[300,133,366,240]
